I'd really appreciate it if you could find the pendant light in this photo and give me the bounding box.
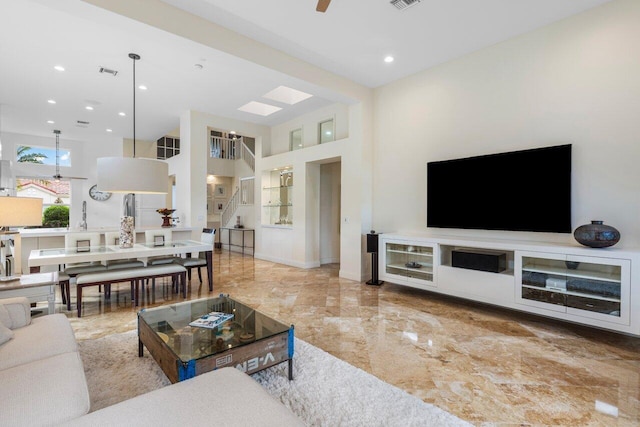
[96,53,168,194]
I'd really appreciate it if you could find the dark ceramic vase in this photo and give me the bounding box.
[565,261,580,270]
[573,220,620,248]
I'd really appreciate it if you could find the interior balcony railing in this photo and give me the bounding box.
[210,136,237,160]
[221,176,255,227]
[210,136,255,173]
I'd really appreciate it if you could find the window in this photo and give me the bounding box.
[290,128,303,151]
[318,119,335,144]
[157,137,180,160]
[16,145,71,166]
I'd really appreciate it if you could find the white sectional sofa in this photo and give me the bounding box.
[61,367,305,427]
[0,297,91,426]
[0,297,304,427]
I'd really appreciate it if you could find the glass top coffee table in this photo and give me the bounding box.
[138,295,294,383]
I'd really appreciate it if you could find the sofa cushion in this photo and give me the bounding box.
[59,367,304,427]
[0,303,11,328]
[0,321,14,345]
[0,352,90,426]
[0,313,78,371]
[0,297,31,329]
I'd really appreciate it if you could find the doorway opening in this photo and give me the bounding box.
[319,161,341,266]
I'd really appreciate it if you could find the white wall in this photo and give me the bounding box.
[179,110,271,240]
[3,131,123,229]
[268,103,349,156]
[123,138,155,159]
[257,102,372,280]
[373,0,640,248]
[206,176,233,224]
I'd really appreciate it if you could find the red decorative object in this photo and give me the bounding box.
[157,209,176,228]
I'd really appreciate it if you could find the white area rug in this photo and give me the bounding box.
[78,331,471,426]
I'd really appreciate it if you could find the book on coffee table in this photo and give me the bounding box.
[189,312,234,329]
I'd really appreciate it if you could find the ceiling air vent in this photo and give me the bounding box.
[390,0,421,10]
[99,67,118,76]
[76,120,90,128]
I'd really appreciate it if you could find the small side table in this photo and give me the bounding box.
[0,272,57,315]
[220,227,255,256]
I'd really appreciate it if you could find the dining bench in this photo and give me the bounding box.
[74,264,187,317]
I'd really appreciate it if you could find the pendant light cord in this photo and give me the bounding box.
[132,54,136,158]
[55,131,60,175]
[129,53,141,158]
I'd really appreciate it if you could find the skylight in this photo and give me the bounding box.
[263,86,312,105]
[237,101,282,116]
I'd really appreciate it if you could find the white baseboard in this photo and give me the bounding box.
[254,253,319,269]
[255,253,360,281]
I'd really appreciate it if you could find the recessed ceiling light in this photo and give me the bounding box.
[54,65,65,72]
[325,131,332,135]
[263,86,312,105]
[237,101,282,117]
[47,120,54,124]
[229,131,236,134]
[106,129,112,132]
[47,99,56,104]
[85,106,94,111]
[384,56,395,63]
[138,85,147,90]
[118,112,126,116]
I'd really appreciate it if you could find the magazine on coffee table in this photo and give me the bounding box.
[189,312,234,329]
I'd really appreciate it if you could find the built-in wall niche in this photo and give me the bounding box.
[157,136,180,160]
[262,167,293,226]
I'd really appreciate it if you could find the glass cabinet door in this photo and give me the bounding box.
[518,252,630,324]
[385,243,434,283]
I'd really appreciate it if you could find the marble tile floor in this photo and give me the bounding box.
[49,250,640,426]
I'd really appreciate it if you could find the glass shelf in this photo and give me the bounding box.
[519,255,623,318]
[262,185,293,190]
[384,243,435,284]
[261,168,293,226]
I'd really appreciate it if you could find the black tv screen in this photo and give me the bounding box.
[427,144,572,233]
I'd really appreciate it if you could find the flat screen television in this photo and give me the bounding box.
[427,144,572,233]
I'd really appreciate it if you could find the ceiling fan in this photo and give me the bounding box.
[49,130,86,181]
[316,0,331,13]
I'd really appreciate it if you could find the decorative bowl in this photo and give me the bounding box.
[156,208,176,216]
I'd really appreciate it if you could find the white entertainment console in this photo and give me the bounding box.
[379,233,640,336]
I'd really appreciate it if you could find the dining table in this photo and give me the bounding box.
[28,240,214,291]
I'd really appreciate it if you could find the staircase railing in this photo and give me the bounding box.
[221,188,239,227]
[221,177,255,226]
[239,139,255,172]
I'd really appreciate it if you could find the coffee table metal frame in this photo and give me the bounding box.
[138,295,293,383]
